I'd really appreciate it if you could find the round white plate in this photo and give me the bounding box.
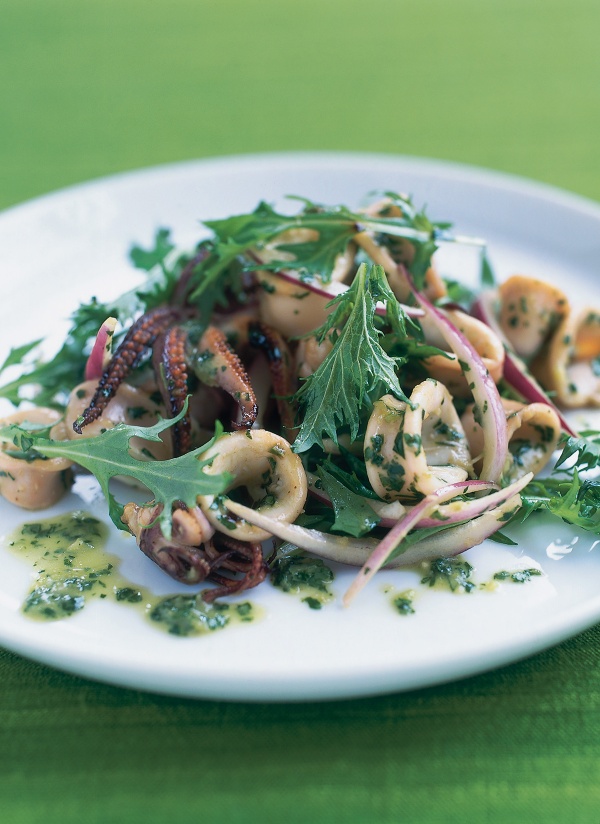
[1,152,600,702]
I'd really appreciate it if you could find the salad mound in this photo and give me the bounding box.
[1,192,599,604]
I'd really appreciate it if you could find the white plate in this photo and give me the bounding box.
[1,152,600,702]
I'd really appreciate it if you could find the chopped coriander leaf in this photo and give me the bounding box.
[270,549,334,595]
[493,569,542,584]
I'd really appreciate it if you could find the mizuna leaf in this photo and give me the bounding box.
[0,411,231,538]
[292,263,409,452]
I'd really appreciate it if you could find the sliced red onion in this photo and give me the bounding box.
[306,472,503,530]
[343,478,516,605]
[472,293,578,438]
[383,475,530,528]
[403,268,508,483]
[373,493,523,567]
[84,317,117,381]
[224,480,528,603]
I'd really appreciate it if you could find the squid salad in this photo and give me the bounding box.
[1,191,600,606]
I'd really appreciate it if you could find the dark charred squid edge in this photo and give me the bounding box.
[74,306,182,433]
[201,535,268,602]
[172,245,212,306]
[133,503,268,596]
[138,522,213,583]
[247,320,298,436]
[152,325,192,456]
[195,326,258,429]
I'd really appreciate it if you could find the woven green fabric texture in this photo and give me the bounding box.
[2,2,600,822]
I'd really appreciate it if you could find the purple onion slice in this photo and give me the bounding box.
[472,293,578,438]
[84,317,117,381]
[342,474,530,605]
[403,269,508,483]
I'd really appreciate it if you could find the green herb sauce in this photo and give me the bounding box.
[421,557,476,593]
[392,588,416,615]
[270,549,334,608]
[7,511,259,636]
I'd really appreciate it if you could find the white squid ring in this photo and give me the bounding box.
[197,429,308,542]
[364,381,473,501]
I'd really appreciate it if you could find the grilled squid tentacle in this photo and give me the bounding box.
[192,326,258,429]
[461,398,561,482]
[197,429,308,542]
[122,501,216,584]
[201,536,268,602]
[364,382,473,501]
[74,306,181,433]
[247,320,297,436]
[152,325,192,456]
[66,379,172,461]
[122,501,267,598]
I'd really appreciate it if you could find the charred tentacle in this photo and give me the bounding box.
[122,501,215,584]
[74,306,181,433]
[139,525,212,583]
[247,321,297,437]
[152,325,191,456]
[201,535,268,602]
[121,501,267,596]
[192,326,258,429]
[172,245,211,306]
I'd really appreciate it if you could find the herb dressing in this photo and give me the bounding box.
[270,549,335,608]
[7,511,259,636]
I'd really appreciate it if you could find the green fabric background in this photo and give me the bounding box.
[2,1,600,822]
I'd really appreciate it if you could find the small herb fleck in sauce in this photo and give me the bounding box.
[392,589,416,615]
[492,568,542,584]
[421,557,476,593]
[7,511,259,635]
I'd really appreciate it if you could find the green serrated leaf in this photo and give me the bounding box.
[0,411,230,538]
[129,228,175,272]
[0,339,44,373]
[555,430,600,471]
[293,263,408,452]
[480,252,496,288]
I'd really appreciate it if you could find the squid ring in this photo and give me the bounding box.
[198,429,308,542]
[364,381,473,501]
[461,398,562,482]
[497,274,568,360]
[420,308,505,397]
[531,308,600,407]
[255,228,355,338]
[0,408,73,509]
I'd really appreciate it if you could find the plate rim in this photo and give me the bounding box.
[4,149,600,225]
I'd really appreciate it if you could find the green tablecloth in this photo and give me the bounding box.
[2,2,600,821]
